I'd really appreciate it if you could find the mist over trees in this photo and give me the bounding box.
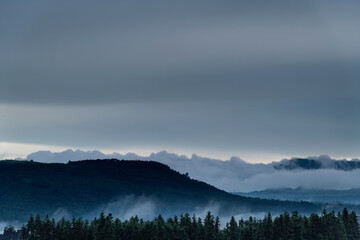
[19,209,359,240]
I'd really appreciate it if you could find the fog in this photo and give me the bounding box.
[0,221,22,233]
[91,195,157,221]
[43,195,280,230]
[238,169,360,192]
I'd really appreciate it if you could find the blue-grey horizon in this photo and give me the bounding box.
[1,0,360,162]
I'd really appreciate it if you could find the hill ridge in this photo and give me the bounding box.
[0,159,339,222]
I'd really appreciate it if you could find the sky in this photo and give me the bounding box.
[1,0,360,162]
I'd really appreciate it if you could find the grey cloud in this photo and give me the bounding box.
[1,0,359,162]
[1,99,359,158]
[1,1,360,105]
[2,61,360,105]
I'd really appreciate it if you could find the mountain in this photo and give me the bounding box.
[235,188,360,205]
[0,159,329,222]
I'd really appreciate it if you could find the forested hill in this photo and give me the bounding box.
[0,160,328,221]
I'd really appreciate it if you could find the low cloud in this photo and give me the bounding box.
[238,169,360,192]
[14,149,360,192]
[0,221,22,233]
[97,195,157,221]
[50,208,72,221]
[48,195,266,225]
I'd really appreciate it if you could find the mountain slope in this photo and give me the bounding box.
[0,159,336,221]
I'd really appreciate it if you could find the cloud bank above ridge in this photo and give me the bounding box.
[12,149,360,192]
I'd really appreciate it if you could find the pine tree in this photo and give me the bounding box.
[16,209,360,240]
[180,213,193,240]
[347,211,360,240]
[34,214,43,240]
[291,211,302,240]
[302,216,310,240]
[190,214,199,240]
[204,211,216,240]
[40,215,54,240]
[259,213,271,240]
[227,216,239,240]
[273,214,283,240]
[309,213,323,240]
[215,216,221,240]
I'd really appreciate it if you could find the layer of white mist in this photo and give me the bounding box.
[11,149,360,192]
[45,195,268,227]
[238,169,360,192]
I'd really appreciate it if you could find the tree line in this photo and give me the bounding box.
[19,208,360,240]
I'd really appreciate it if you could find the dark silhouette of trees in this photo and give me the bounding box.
[19,209,360,240]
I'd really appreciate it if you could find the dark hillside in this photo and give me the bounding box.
[0,159,324,221]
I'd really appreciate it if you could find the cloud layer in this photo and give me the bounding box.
[1,0,359,164]
[2,1,360,105]
[17,149,360,192]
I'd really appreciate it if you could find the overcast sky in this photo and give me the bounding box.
[1,0,360,162]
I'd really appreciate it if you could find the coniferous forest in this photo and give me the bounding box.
[19,208,360,240]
